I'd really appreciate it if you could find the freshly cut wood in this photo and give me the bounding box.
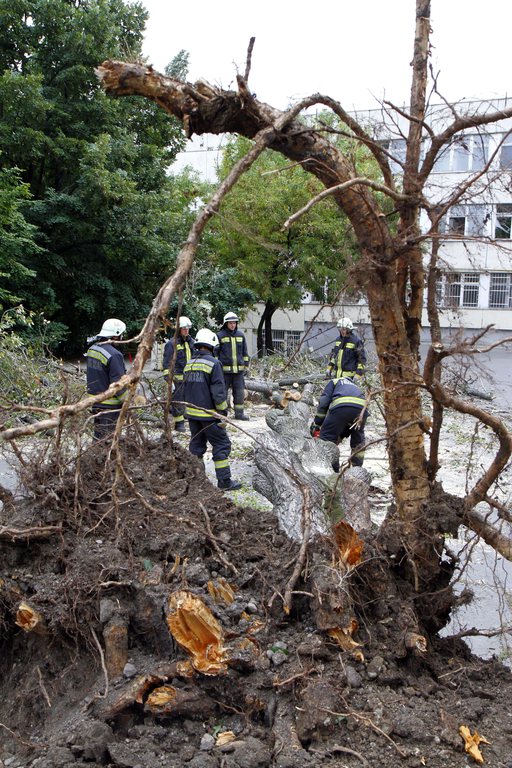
[270,389,303,409]
[15,601,46,634]
[166,590,227,675]
[144,683,215,718]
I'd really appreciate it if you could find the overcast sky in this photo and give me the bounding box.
[140,0,512,176]
[140,0,511,109]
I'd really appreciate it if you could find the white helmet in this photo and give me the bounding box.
[337,317,354,331]
[223,311,239,324]
[195,328,219,349]
[179,316,192,329]
[98,318,126,338]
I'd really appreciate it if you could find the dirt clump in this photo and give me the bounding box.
[1,430,511,768]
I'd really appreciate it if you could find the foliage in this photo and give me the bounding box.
[0,306,82,418]
[212,134,359,312]
[0,165,38,308]
[0,0,194,352]
[166,263,257,331]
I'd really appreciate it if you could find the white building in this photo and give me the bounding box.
[239,98,512,358]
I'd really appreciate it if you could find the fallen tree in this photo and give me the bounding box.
[1,3,512,763]
[92,0,512,631]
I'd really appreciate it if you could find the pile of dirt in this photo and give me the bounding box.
[1,428,512,768]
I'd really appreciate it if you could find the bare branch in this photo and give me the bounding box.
[464,506,512,560]
[282,177,406,230]
[244,37,255,82]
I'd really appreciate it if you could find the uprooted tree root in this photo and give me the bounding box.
[1,431,512,767]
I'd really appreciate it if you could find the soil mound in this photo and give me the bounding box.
[1,433,511,767]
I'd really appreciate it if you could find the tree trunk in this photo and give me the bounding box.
[257,299,278,357]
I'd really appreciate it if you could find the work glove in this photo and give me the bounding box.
[309,422,321,439]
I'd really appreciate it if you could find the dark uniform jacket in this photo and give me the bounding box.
[327,331,366,378]
[86,343,127,407]
[183,351,229,420]
[217,328,249,373]
[314,377,366,427]
[162,335,195,379]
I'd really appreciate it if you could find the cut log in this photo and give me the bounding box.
[245,378,274,398]
[252,384,371,541]
[270,389,303,409]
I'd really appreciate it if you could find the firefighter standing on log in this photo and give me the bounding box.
[162,316,195,433]
[217,311,250,421]
[326,316,366,380]
[183,328,242,491]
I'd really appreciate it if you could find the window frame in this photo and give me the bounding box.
[432,134,489,173]
[489,272,512,308]
[439,204,489,237]
[436,272,481,309]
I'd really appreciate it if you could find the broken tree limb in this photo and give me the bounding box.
[93,662,182,720]
[252,384,371,541]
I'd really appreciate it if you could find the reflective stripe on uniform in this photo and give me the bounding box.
[185,403,228,419]
[231,336,238,373]
[184,362,214,374]
[87,347,111,365]
[214,459,229,469]
[330,396,366,408]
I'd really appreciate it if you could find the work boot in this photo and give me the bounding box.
[218,478,242,491]
[234,414,250,421]
[174,421,186,433]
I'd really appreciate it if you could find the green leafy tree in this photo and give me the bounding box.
[0,0,190,352]
[165,263,257,332]
[0,165,38,308]
[212,135,359,354]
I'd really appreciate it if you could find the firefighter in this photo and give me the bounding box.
[183,328,242,491]
[217,311,250,421]
[310,376,368,469]
[162,316,195,432]
[86,318,127,441]
[326,317,366,380]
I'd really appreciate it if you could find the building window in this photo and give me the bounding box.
[495,204,512,239]
[389,139,407,173]
[436,273,480,308]
[499,133,512,169]
[433,134,489,173]
[272,329,301,355]
[439,204,488,237]
[489,273,512,308]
